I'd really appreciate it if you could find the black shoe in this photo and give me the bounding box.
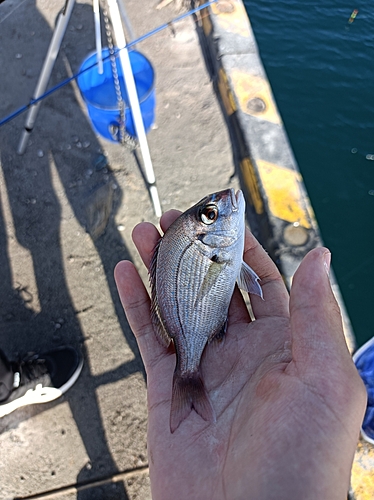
[0,347,83,418]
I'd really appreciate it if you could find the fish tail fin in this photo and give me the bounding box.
[170,371,215,433]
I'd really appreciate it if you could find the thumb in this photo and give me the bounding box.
[289,250,367,442]
[289,247,351,370]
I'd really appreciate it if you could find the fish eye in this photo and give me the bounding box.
[200,205,218,225]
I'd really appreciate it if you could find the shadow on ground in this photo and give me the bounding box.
[0,2,145,497]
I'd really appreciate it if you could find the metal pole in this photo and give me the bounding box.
[93,0,103,74]
[107,0,162,218]
[17,0,76,155]
[118,0,136,47]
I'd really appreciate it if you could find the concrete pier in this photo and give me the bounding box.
[0,0,369,498]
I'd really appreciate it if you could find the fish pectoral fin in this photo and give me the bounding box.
[195,261,226,305]
[209,318,228,343]
[170,371,215,433]
[237,261,264,299]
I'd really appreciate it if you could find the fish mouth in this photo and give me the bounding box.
[232,189,243,211]
[226,188,237,211]
[207,189,243,211]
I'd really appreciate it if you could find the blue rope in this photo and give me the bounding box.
[0,0,218,128]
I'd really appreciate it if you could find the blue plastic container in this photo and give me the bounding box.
[77,48,155,142]
[353,337,374,444]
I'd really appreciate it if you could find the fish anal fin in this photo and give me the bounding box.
[209,318,228,343]
[237,261,263,299]
[170,371,215,433]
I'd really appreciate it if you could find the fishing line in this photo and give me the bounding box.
[0,0,218,128]
[0,0,29,24]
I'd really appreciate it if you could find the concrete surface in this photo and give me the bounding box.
[0,0,369,498]
[0,1,238,498]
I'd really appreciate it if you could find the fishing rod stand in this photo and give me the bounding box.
[17,0,76,155]
[16,0,163,218]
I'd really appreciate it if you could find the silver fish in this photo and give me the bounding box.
[150,188,263,433]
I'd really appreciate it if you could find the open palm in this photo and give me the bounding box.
[115,210,366,500]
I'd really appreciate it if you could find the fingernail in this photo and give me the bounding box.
[323,250,331,276]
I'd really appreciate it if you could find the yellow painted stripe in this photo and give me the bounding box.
[257,160,311,228]
[201,7,213,36]
[240,158,263,214]
[218,68,237,116]
[231,71,281,124]
[351,441,374,500]
[211,0,251,38]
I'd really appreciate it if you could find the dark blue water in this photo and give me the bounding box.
[243,1,374,346]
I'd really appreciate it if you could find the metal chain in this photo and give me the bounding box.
[101,1,137,149]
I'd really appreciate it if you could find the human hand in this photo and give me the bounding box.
[115,210,366,500]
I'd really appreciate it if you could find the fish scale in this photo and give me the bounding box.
[176,245,214,372]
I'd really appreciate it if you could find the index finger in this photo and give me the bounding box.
[132,210,182,270]
[114,260,167,371]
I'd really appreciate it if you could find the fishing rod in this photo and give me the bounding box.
[0,0,218,128]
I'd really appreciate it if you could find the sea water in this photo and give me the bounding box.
[244,0,374,346]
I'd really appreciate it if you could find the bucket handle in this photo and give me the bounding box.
[109,122,120,142]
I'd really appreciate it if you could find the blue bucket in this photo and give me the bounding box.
[77,48,155,142]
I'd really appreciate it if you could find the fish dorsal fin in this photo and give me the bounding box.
[151,303,171,348]
[149,239,171,348]
[237,261,263,299]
